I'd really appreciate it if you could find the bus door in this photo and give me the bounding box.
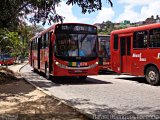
[120,36,131,73]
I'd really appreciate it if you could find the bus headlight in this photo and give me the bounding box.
[95,62,99,65]
[55,61,59,65]
[55,61,67,69]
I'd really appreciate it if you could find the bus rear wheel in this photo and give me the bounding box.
[78,76,87,80]
[145,66,160,86]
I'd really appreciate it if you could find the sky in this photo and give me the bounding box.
[54,0,160,25]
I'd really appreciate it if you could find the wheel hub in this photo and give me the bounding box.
[46,68,49,77]
[148,71,156,81]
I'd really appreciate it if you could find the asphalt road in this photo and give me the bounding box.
[21,64,160,119]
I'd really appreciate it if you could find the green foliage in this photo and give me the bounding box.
[97,21,115,35]
[0,0,61,29]
[0,0,113,60]
[0,29,11,54]
[0,29,7,41]
[17,24,44,58]
[0,24,43,58]
[67,0,113,13]
[6,32,21,56]
[0,0,113,29]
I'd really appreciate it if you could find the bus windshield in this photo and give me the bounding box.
[55,33,97,60]
[98,36,110,59]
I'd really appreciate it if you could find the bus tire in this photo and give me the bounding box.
[33,68,36,72]
[78,76,87,80]
[45,64,50,80]
[145,66,160,86]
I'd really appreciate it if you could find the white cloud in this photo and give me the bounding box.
[117,0,158,6]
[140,1,160,19]
[93,7,115,24]
[115,5,139,22]
[116,0,160,22]
[55,1,89,23]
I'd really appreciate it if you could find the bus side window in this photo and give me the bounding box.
[36,38,38,50]
[39,37,42,49]
[42,35,44,49]
[33,40,35,50]
[44,34,46,48]
[114,34,118,50]
[32,40,34,50]
[46,33,49,48]
[133,30,148,49]
[34,39,36,50]
[149,28,160,48]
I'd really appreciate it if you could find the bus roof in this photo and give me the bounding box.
[30,23,97,41]
[30,24,56,41]
[111,23,160,35]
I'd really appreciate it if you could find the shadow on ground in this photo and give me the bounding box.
[2,96,89,120]
[0,67,36,102]
[99,70,118,75]
[115,76,149,85]
[0,96,89,120]
[0,67,20,85]
[51,76,112,85]
[23,70,112,88]
[65,98,160,120]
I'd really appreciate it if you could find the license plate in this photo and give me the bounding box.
[75,70,82,73]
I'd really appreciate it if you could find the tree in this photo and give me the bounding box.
[98,21,114,35]
[0,29,7,53]
[66,0,113,13]
[0,0,113,62]
[0,24,43,60]
[0,0,113,29]
[18,23,44,60]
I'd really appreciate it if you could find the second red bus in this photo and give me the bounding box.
[98,35,111,72]
[110,23,160,85]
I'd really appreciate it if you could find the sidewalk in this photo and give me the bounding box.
[0,61,88,120]
[8,61,28,72]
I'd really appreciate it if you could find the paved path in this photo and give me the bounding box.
[21,64,160,119]
[8,62,28,72]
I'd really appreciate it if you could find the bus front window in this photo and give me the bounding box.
[55,34,97,61]
[98,36,110,59]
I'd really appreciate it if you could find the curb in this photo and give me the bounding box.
[18,63,53,97]
[18,64,92,119]
[18,62,29,73]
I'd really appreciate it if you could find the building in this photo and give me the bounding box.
[94,23,105,30]
[94,15,160,30]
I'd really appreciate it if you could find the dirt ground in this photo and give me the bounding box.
[0,67,89,120]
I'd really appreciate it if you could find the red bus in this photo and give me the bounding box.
[29,23,99,80]
[98,35,111,72]
[0,54,15,65]
[110,23,160,85]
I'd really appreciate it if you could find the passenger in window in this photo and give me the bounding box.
[79,49,86,56]
[68,46,86,57]
[68,46,77,56]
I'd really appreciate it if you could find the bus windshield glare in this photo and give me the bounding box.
[98,36,110,58]
[55,34,97,58]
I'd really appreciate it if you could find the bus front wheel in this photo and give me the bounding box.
[145,66,160,86]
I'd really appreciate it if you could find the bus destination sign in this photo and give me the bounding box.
[56,24,97,33]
